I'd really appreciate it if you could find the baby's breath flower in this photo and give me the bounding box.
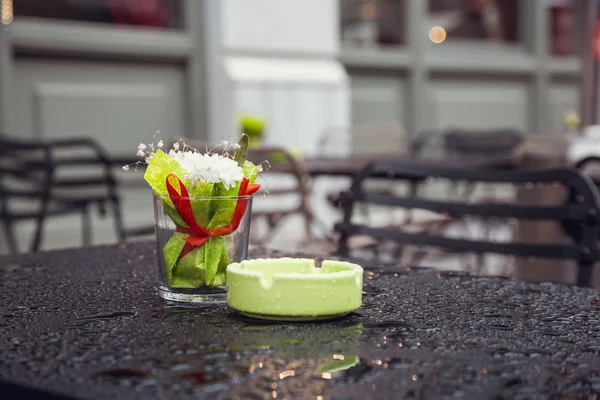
[168,150,243,189]
[126,134,261,192]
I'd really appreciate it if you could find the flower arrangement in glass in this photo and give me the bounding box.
[127,135,262,303]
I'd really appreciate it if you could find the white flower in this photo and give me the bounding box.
[157,140,164,148]
[168,150,243,189]
[136,149,146,158]
[122,165,130,171]
[173,142,180,151]
[138,143,147,151]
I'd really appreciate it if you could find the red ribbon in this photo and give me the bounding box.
[165,173,260,260]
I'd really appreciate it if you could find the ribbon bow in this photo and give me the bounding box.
[166,173,261,260]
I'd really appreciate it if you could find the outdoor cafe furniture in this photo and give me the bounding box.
[334,158,600,288]
[1,241,600,399]
[0,134,125,254]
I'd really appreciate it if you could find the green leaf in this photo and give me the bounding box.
[163,232,187,282]
[144,150,189,205]
[233,134,249,166]
[171,246,207,288]
[242,160,261,184]
[206,183,238,230]
[203,237,226,286]
[167,237,230,288]
[188,181,215,229]
[214,237,231,286]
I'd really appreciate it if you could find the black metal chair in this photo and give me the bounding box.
[0,134,125,254]
[410,128,528,248]
[334,158,600,287]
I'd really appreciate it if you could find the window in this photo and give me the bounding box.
[548,0,578,56]
[14,0,184,29]
[428,0,520,44]
[341,0,406,47]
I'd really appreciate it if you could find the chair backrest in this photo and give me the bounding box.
[410,128,525,167]
[0,135,55,218]
[443,128,525,157]
[0,134,124,252]
[334,158,600,287]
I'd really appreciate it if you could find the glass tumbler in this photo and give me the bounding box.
[153,194,253,304]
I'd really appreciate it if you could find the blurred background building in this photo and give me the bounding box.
[0,0,593,252]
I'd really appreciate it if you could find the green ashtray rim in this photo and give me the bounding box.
[226,258,364,321]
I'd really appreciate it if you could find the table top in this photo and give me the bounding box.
[2,242,599,399]
[303,154,523,178]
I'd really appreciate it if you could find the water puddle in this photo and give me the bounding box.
[363,321,414,329]
[149,306,223,320]
[78,311,136,321]
[68,311,136,328]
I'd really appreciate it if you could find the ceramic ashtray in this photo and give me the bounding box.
[226,258,363,321]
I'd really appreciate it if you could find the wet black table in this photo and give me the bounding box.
[1,242,600,399]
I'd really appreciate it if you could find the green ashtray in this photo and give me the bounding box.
[226,258,363,321]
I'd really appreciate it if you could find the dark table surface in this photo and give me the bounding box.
[1,242,600,400]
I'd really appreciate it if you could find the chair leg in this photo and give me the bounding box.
[404,181,419,225]
[111,197,126,242]
[30,216,46,253]
[577,261,594,287]
[303,207,313,241]
[82,205,92,246]
[2,220,19,254]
